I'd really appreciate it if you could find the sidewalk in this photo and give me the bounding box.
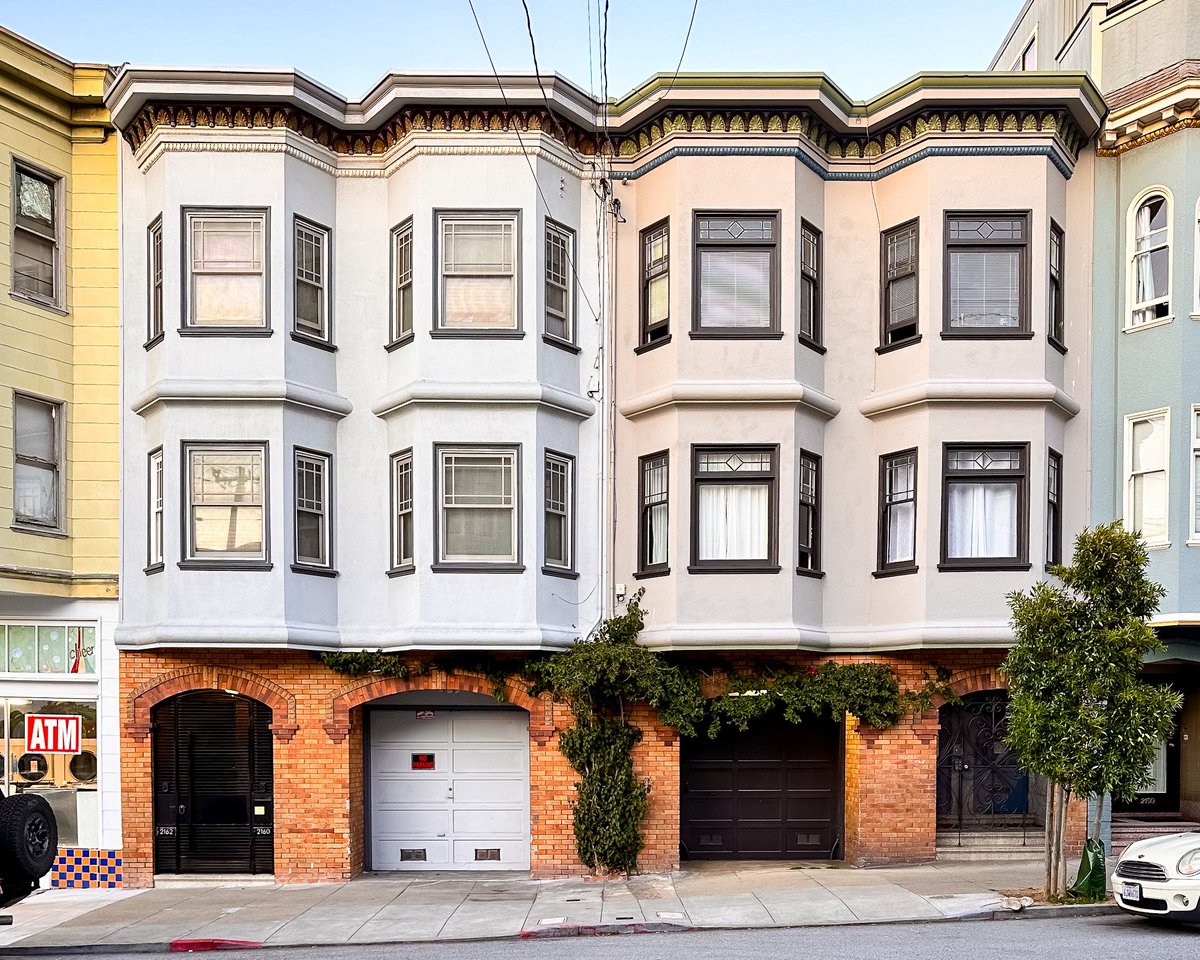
[0,859,1105,952]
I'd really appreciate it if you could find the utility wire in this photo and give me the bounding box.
[660,0,700,102]
[520,0,571,148]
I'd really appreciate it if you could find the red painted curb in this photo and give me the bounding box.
[169,939,263,952]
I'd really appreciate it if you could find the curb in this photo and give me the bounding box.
[520,921,693,938]
[987,903,1121,921]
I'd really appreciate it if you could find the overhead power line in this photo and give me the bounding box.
[661,0,701,101]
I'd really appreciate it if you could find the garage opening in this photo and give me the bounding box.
[367,692,530,871]
[680,712,842,860]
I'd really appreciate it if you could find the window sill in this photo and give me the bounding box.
[798,334,827,355]
[687,563,782,574]
[795,567,826,579]
[9,291,67,316]
[177,560,274,571]
[1048,336,1067,355]
[386,564,416,578]
[1185,540,1200,548]
[876,335,922,355]
[430,329,524,340]
[290,330,337,352]
[386,331,415,352]
[873,565,919,579]
[1190,314,1200,322]
[633,567,670,580]
[1122,316,1174,333]
[543,334,581,354]
[940,330,1035,340]
[542,565,579,579]
[430,562,526,573]
[179,327,273,337]
[689,330,785,340]
[10,523,67,540]
[144,562,165,576]
[291,563,338,578]
[635,334,672,355]
[936,561,1031,572]
[144,331,165,351]
[1145,541,1171,552]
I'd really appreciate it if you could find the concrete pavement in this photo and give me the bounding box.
[0,859,1108,952]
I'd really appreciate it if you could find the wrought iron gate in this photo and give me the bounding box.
[936,691,1044,843]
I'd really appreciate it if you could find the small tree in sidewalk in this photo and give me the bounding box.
[1003,521,1181,899]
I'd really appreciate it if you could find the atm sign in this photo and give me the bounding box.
[25,714,83,755]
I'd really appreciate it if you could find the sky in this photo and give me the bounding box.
[8,0,1022,102]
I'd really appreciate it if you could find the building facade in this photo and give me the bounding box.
[105,61,1102,882]
[0,28,121,887]
[995,0,1200,847]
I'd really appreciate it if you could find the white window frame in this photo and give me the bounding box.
[183,208,269,330]
[436,445,520,566]
[543,451,573,572]
[12,391,65,534]
[10,160,64,310]
[293,448,332,569]
[435,211,520,332]
[544,220,574,344]
[1125,187,1173,332]
[293,216,331,343]
[1189,406,1200,545]
[1123,408,1170,548]
[183,442,269,563]
[391,450,415,570]
[148,448,164,568]
[147,215,164,344]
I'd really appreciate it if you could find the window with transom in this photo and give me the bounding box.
[693,213,778,334]
[185,210,267,329]
[941,444,1028,567]
[691,446,778,570]
[437,214,518,331]
[944,213,1028,335]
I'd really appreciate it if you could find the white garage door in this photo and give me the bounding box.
[369,709,530,871]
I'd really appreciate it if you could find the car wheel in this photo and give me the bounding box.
[0,794,58,880]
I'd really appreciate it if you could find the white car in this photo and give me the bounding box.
[1113,832,1200,923]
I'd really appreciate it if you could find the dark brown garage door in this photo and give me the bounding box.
[681,713,841,860]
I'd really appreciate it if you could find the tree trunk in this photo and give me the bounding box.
[1091,792,1104,848]
[1044,783,1056,896]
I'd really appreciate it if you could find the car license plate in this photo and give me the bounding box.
[1120,882,1142,902]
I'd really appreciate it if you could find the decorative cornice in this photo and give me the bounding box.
[1098,60,1200,155]
[131,377,353,418]
[859,379,1081,419]
[618,380,840,421]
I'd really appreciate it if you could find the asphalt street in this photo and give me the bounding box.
[33,915,1199,960]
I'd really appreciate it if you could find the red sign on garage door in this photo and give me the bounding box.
[25,714,83,754]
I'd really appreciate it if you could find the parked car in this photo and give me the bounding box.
[1112,832,1200,923]
[0,790,58,909]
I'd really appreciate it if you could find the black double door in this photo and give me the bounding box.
[681,713,842,860]
[153,692,274,874]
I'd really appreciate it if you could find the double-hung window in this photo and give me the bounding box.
[545,221,574,344]
[390,450,415,571]
[691,445,778,570]
[147,216,164,344]
[543,452,573,572]
[294,449,332,570]
[881,220,919,347]
[11,163,61,307]
[1124,410,1168,545]
[878,450,917,574]
[1047,450,1062,567]
[799,221,822,348]
[437,446,519,565]
[1049,221,1065,348]
[185,209,268,330]
[797,451,821,573]
[640,220,669,346]
[693,213,778,335]
[294,218,331,343]
[941,444,1029,568]
[944,213,1029,335]
[12,393,63,532]
[437,212,519,332]
[183,443,268,563]
[148,448,164,569]
[1191,409,1200,543]
[1130,193,1170,327]
[638,452,669,574]
[392,219,414,343]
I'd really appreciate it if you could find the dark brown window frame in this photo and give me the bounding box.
[1046,448,1063,569]
[879,218,920,351]
[636,450,670,578]
[876,448,918,577]
[146,215,164,349]
[941,211,1032,340]
[690,211,782,339]
[292,446,336,576]
[10,159,65,313]
[638,218,670,351]
[1048,219,1065,353]
[146,446,165,574]
[291,214,335,351]
[938,441,1031,571]
[799,219,824,353]
[688,444,780,573]
[796,450,822,576]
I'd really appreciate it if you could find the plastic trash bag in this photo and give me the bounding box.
[1069,837,1107,902]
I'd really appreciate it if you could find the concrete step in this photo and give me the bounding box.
[936,831,1045,861]
[935,845,1044,861]
[1111,819,1200,856]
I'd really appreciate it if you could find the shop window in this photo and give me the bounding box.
[2,624,95,675]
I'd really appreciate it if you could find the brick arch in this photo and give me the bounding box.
[325,669,555,743]
[127,666,299,741]
[930,668,1008,709]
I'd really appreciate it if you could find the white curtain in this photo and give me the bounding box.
[648,501,668,565]
[947,482,1017,559]
[699,484,768,560]
[886,501,915,564]
[1134,202,1156,307]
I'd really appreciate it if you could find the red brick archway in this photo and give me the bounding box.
[127,665,299,741]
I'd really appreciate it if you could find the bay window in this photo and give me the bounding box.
[638,452,669,575]
[543,452,573,572]
[544,221,574,344]
[797,451,821,573]
[940,444,1028,568]
[293,449,332,570]
[878,449,917,574]
[391,450,415,571]
[1049,221,1064,347]
[147,216,163,344]
[436,446,519,566]
[293,217,330,343]
[1125,410,1169,545]
[148,448,164,569]
[640,220,670,347]
[690,445,778,571]
[392,219,414,344]
[881,220,919,347]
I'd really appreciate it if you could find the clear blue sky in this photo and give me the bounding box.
[8,0,1021,101]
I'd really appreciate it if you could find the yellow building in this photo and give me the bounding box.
[0,27,120,885]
